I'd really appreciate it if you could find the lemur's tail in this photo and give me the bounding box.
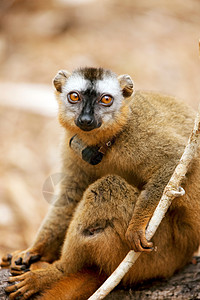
[37,268,106,300]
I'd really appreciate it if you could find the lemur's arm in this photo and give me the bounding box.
[126,161,177,252]
[1,158,93,272]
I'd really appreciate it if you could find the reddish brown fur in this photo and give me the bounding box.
[37,270,106,300]
[2,68,200,299]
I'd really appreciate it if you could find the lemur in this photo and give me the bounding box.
[2,67,200,300]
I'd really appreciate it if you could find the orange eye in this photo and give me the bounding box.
[100,95,113,106]
[68,92,80,103]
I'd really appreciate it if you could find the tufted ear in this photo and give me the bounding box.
[53,70,71,93]
[118,74,134,98]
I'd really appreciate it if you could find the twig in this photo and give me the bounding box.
[88,105,200,300]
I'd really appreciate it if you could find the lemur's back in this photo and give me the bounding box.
[129,91,195,141]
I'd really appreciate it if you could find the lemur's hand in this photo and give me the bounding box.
[1,249,41,275]
[125,224,153,252]
[5,263,60,300]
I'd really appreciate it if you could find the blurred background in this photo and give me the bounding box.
[0,0,200,257]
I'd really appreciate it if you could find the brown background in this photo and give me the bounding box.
[0,0,200,257]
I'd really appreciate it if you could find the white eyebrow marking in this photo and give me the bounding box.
[62,74,89,93]
[96,76,122,97]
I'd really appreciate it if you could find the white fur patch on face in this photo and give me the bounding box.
[96,76,122,98]
[62,74,89,94]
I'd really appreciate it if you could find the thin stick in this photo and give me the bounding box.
[89,105,200,300]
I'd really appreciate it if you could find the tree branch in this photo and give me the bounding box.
[89,105,200,300]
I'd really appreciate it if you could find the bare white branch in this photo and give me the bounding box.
[88,104,200,300]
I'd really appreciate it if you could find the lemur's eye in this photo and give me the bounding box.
[68,92,80,103]
[100,95,113,106]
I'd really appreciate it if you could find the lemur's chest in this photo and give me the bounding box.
[95,147,145,191]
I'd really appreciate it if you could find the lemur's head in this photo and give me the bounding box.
[53,67,134,143]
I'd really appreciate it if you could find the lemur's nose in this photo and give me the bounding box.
[76,114,96,131]
[78,114,94,126]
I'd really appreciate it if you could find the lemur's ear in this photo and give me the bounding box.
[53,70,71,92]
[118,74,134,98]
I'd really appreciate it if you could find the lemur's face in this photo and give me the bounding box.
[53,67,134,134]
